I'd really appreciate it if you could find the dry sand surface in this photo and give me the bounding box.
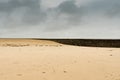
[0,39,120,80]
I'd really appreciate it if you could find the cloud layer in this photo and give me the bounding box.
[0,0,120,38]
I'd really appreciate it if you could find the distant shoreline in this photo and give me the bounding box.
[40,39,120,48]
[0,39,120,47]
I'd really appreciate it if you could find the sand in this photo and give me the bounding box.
[0,39,120,80]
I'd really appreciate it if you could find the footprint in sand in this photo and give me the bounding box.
[109,50,113,51]
[42,72,46,74]
[17,74,23,76]
[105,73,120,80]
[109,54,113,56]
[63,71,67,73]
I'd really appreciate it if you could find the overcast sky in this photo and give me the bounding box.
[0,0,120,38]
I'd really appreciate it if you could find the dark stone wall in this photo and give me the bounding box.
[48,39,120,48]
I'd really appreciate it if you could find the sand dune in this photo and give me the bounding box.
[0,39,120,80]
[0,39,62,47]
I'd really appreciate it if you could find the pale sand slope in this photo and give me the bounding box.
[0,39,120,80]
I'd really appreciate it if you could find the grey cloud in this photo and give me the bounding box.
[45,0,83,31]
[0,0,120,38]
[42,0,120,38]
[45,0,120,29]
[83,0,120,17]
[55,0,120,19]
[0,0,40,13]
[0,0,46,26]
[56,0,83,25]
[57,0,79,14]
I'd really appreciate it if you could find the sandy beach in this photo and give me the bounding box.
[0,39,120,80]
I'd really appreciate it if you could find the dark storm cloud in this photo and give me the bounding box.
[0,0,46,26]
[0,0,120,38]
[55,0,83,25]
[83,0,120,17]
[45,0,83,31]
[1,0,120,27]
[44,0,120,31]
[57,0,79,14]
[54,0,120,21]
